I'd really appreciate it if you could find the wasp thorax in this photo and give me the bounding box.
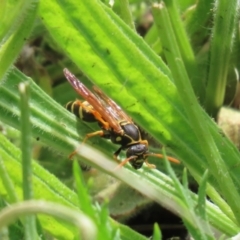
[121,123,140,141]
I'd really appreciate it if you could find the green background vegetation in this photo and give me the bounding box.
[1,0,240,239]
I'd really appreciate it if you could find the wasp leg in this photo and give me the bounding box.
[79,100,110,130]
[115,156,137,170]
[140,139,156,168]
[91,111,110,130]
[113,146,136,170]
[71,100,110,130]
[145,159,156,169]
[69,130,104,159]
[113,146,122,163]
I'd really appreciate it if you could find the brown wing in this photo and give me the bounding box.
[92,86,162,147]
[92,85,133,123]
[63,68,123,134]
[137,125,161,148]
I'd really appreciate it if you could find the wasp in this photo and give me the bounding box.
[64,68,179,169]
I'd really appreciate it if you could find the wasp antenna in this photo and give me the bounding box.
[63,68,70,73]
[145,153,180,164]
[63,68,69,76]
[114,156,137,170]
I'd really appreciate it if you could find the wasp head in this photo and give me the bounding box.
[126,144,148,169]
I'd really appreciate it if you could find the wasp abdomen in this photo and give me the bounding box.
[66,100,97,122]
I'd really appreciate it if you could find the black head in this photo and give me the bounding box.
[126,144,148,169]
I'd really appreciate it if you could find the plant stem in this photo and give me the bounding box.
[19,82,37,240]
[118,0,135,31]
[164,0,205,103]
[205,0,238,117]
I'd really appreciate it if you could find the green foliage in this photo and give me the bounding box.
[1,0,240,239]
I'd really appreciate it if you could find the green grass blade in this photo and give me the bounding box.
[0,156,18,203]
[164,0,205,102]
[184,0,214,49]
[19,82,33,200]
[144,24,162,54]
[197,170,209,221]
[152,223,162,240]
[205,0,239,116]
[0,0,38,81]
[162,149,215,239]
[19,82,37,240]
[118,0,135,30]
[0,200,97,240]
[73,161,95,218]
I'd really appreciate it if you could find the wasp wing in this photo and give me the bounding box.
[137,125,161,149]
[92,86,162,147]
[93,85,133,123]
[63,68,123,133]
